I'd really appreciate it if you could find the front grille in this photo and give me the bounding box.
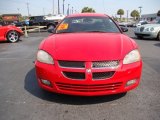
[135,33,150,36]
[93,71,115,79]
[140,27,144,32]
[58,61,85,68]
[63,71,85,79]
[59,61,118,80]
[56,82,122,92]
[92,61,119,68]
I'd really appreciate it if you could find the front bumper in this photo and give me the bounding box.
[134,31,157,39]
[35,60,142,96]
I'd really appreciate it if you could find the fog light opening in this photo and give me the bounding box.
[126,79,136,86]
[41,79,52,86]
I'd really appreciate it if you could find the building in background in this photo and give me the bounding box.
[1,14,21,24]
[141,13,159,21]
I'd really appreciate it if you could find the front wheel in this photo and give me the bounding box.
[7,31,19,43]
[137,36,143,39]
[47,24,55,30]
[157,32,160,41]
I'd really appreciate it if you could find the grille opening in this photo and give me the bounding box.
[56,82,122,92]
[92,61,119,68]
[93,71,115,79]
[58,61,85,68]
[140,27,144,32]
[63,71,85,79]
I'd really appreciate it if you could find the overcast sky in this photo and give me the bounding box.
[0,0,160,17]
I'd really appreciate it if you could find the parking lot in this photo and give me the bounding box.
[0,28,160,120]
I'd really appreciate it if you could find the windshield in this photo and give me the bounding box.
[56,16,120,34]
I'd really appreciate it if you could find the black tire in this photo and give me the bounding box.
[7,30,19,43]
[137,36,143,39]
[157,32,160,41]
[47,24,55,30]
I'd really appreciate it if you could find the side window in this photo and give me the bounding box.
[142,21,147,25]
[104,19,119,32]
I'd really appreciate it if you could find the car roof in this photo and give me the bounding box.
[66,13,109,18]
[29,16,44,18]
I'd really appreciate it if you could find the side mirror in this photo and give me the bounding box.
[120,27,128,32]
[47,28,55,33]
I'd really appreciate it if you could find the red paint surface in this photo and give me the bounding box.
[35,13,142,96]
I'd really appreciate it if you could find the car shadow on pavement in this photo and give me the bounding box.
[0,39,22,44]
[24,68,126,105]
[131,36,158,41]
[0,41,9,44]
[154,43,160,47]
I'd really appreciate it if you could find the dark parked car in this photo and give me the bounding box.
[29,16,57,29]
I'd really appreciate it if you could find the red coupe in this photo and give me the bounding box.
[0,25,23,43]
[35,13,142,96]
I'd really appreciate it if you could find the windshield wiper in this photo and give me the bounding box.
[56,31,72,34]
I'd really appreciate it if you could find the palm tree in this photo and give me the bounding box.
[117,9,124,21]
[81,7,96,13]
[0,15,2,22]
[131,10,140,20]
[157,10,160,16]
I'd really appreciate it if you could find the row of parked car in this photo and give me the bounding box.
[0,14,66,43]
[118,19,160,41]
[1,15,160,43]
[118,20,148,27]
[134,19,160,40]
[0,14,65,30]
[13,16,55,29]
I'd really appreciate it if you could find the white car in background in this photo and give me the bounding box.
[118,21,136,27]
[44,14,65,21]
[136,21,148,27]
[134,20,160,40]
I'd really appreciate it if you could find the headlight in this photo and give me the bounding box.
[145,28,149,31]
[150,27,154,31]
[123,49,141,64]
[37,50,54,64]
[145,27,154,32]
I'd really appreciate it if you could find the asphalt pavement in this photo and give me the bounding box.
[0,29,160,120]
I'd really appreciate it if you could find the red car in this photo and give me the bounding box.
[0,25,23,43]
[35,13,142,96]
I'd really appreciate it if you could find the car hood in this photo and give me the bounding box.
[141,24,160,28]
[42,33,135,61]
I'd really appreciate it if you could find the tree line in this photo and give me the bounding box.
[0,8,160,22]
[81,7,160,21]
[117,9,140,20]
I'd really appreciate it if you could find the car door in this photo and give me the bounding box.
[0,26,6,41]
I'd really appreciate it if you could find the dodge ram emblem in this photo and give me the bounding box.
[86,69,91,74]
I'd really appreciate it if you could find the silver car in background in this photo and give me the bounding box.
[134,20,160,40]
[136,21,148,27]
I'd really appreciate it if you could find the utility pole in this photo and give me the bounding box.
[53,0,54,15]
[17,8,20,14]
[43,8,45,16]
[72,7,73,14]
[127,10,129,22]
[26,2,30,17]
[138,6,142,20]
[67,4,70,15]
[17,8,20,22]
[58,0,60,14]
[63,0,65,15]
[70,9,72,15]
